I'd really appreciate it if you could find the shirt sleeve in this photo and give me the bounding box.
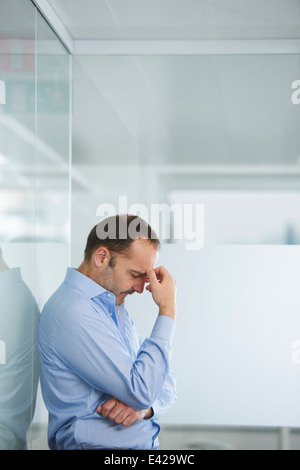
[151,370,177,420]
[126,310,177,419]
[52,301,175,411]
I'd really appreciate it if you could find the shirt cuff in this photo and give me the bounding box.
[150,315,175,345]
[150,399,160,421]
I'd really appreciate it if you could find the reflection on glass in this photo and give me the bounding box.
[36,13,70,244]
[0,246,40,450]
[0,0,38,450]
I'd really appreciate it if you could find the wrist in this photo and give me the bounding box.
[159,304,176,320]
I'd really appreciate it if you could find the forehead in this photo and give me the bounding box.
[121,239,158,270]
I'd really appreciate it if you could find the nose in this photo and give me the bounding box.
[133,278,146,294]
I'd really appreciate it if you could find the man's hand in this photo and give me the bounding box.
[97,397,153,427]
[145,266,177,320]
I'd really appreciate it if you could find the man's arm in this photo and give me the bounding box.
[97,266,177,426]
[97,372,177,427]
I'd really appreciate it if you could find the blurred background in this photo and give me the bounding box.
[1,0,300,450]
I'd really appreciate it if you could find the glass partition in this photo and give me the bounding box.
[31,7,71,448]
[0,0,37,450]
[0,0,71,450]
[71,53,300,266]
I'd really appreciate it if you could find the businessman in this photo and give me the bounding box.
[38,215,177,450]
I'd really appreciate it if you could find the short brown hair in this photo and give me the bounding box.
[84,214,160,261]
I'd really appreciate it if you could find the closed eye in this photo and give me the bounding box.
[130,271,147,279]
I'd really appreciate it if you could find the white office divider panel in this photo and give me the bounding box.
[126,244,300,427]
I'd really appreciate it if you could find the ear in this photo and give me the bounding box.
[93,246,110,267]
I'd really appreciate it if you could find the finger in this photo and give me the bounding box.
[121,412,138,427]
[121,416,134,427]
[100,398,117,417]
[114,409,130,425]
[154,266,169,281]
[145,266,159,285]
[108,403,125,421]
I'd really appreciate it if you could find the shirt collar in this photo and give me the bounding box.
[64,267,114,300]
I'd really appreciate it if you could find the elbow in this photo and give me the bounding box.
[129,368,162,410]
[129,385,156,411]
[132,396,153,411]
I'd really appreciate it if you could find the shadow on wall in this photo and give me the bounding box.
[0,246,40,450]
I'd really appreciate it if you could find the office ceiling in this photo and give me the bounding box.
[48,0,300,40]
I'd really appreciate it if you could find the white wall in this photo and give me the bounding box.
[126,243,300,427]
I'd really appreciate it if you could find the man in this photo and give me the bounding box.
[38,215,177,450]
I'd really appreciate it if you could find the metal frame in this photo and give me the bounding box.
[31,0,74,53]
[73,39,300,55]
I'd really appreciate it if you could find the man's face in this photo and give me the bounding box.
[101,238,158,303]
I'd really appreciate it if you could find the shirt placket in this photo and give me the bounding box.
[115,304,127,345]
[96,293,127,345]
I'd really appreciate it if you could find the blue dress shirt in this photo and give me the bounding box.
[38,268,177,450]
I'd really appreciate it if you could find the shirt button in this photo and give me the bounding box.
[109,312,113,316]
